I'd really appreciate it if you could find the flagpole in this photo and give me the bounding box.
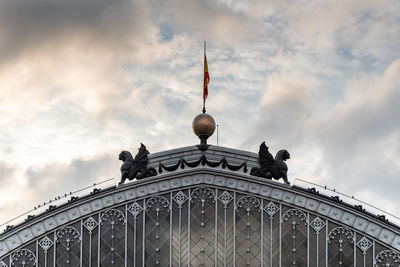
[203,41,206,113]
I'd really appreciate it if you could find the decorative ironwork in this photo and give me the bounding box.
[145,196,170,266]
[173,191,187,265]
[3,184,400,266]
[83,216,98,266]
[218,191,233,208]
[56,226,81,265]
[38,236,53,252]
[118,143,157,184]
[128,201,143,266]
[235,196,261,266]
[100,209,125,265]
[282,209,307,225]
[158,155,248,174]
[310,216,325,234]
[375,250,400,266]
[146,196,170,211]
[56,226,81,242]
[357,236,372,254]
[281,209,307,265]
[264,201,279,219]
[128,202,143,218]
[190,187,216,266]
[11,248,36,266]
[83,216,98,234]
[236,196,261,212]
[328,227,354,267]
[250,142,290,184]
[173,191,188,207]
[101,209,126,224]
[328,227,354,242]
[191,187,215,203]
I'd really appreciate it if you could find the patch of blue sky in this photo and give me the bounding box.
[335,44,379,74]
[159,23,174,42]
[353,9,373,25]
[263,14,287,32]
[162,93,187,114]
[336,45,355,60]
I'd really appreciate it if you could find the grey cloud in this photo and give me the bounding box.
[1,0,400,222]
[318,60,400,162]
[246,59,400,214]
[0,154,120,224]
[0,162,16,189]
[0,0,152,65]
[244,74,320,149]
[149,0,259,43]
[24,153,119,194]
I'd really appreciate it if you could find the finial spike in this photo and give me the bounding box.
[202,41,209,113]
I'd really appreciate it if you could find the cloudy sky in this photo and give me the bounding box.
[0,0,399,227]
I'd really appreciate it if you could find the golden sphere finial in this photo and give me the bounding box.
[192,113,216,141]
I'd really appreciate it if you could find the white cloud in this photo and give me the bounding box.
[1,0,400,225]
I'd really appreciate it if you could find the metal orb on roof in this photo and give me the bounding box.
[192,113,216,139]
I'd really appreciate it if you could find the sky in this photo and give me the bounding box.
[0,0,400,227]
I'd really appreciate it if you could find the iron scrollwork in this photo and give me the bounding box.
[375,250,400,266]
[11,249,36,266]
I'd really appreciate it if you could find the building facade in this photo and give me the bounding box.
[1,145,400,266]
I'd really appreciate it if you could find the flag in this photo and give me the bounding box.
[203,55,210,100]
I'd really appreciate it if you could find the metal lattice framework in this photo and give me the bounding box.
[1,144,400,267]
[1,183,400,266]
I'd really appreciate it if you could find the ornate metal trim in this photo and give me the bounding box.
[83,216,98,234]
[38,236,53,252]
[145,196,170,211]
[264,201,279,219]
[282,209,308,225]
[173,191,188,207]
[11,248,36,266]
[218,191,233,208]
[158,155,248,174]
[310,216,325,234]
[235,196,261,212]
[191,187,215,202]
[127,202,143,219]
[375,249,400,265]
[56,226,81,243]
[328,226,354,243]
[100,209,126,225]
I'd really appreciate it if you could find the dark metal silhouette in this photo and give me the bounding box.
[158,155,248,173]
[250,142,290,184]
[119,143,157,185]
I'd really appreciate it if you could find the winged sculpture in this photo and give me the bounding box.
[250,142,290,184]
[119,143,157,185]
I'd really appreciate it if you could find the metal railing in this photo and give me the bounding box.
[293,178,400,226]
[2,176,399,233]
[0,178,117,233]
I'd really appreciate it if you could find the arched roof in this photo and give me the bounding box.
[1,145,399,262]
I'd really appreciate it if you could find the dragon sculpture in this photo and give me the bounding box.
[250,142,290,184]
[119,143,157,185]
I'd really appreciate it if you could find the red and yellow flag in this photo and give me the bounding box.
[203,55,210,100]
